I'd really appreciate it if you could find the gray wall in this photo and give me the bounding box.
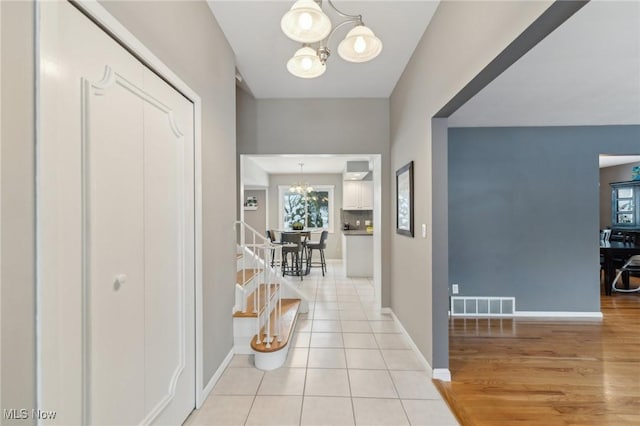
[449,126,640,312]
[599,162,640,230]
[268,174,343,260]
[237,97,391,304]
[1,1,36,422]
[102,0,237,389]
[244,189,267,243]
[389,0,551,370]
[237,88,258,162]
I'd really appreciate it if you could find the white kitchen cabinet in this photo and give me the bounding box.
[359,181,373,209]
[342,181,360,209]
[342,180,373,210]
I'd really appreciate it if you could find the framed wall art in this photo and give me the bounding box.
[396,161,414,237]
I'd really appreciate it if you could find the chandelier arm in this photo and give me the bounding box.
[321,18,361,49]
[326,0,362,20]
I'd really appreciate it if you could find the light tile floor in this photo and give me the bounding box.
[185,260,458,426]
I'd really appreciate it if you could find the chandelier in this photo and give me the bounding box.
[289,162,314,194]
[281,0,383,79]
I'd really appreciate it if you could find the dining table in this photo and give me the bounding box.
[277,230,316,277]
[600,240,640,295]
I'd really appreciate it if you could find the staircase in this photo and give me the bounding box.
[233,221,308,370]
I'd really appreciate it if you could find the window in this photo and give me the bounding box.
[279,185,334,233]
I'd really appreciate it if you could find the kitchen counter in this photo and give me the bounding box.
[343,230,373,236]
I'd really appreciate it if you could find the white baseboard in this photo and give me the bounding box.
[382,308,436,376]
[198,349,234,408]
[514,311,603,319]
[433,368,451,382]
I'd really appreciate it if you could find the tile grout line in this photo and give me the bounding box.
[243,369,265,426]
[297,282,315,426]
[344,279,357,426]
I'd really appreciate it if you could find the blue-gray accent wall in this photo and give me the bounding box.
[448,125,640,312]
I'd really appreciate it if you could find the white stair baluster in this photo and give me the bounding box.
[264,254,272,348]
[242,225,246,286]
[277,286,283,343]
[255,244,262,345]
[253,271,259,314]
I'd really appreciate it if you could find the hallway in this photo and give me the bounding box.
[185,260,457,425]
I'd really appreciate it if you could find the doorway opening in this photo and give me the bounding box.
[240,154,383,311]
[598,154,640,294]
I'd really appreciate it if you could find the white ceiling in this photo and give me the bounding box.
[235,3,640,178]
[207,1,439,99]
[599,155,640,169]
[449,0,640,127]
[247,154,373,174]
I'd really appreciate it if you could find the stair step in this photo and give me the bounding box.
[233,284,279,318]
[236,253,243,259]
[251,298,300,353]
[236,268,262,286]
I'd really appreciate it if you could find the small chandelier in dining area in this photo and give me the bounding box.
[281,0,383,79]
[290,162,314,194]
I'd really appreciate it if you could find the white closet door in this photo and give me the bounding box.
[142,67,195,425]
[39,2,195,425]
[87,67,146,424]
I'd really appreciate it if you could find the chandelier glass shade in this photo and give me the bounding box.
[338,25,383,63]
[287,46,326,79]
[280,0,332,43]
[281,0,382,79]
[290,163,314,194]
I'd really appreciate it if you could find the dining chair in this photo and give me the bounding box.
[266,230,281,267]
[280,232,304,280]
[306,230,328,276]
[611,255,640,293]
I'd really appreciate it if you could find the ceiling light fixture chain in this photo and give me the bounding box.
[281,0,382,79]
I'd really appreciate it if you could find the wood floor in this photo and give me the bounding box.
[435,289,640,426]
